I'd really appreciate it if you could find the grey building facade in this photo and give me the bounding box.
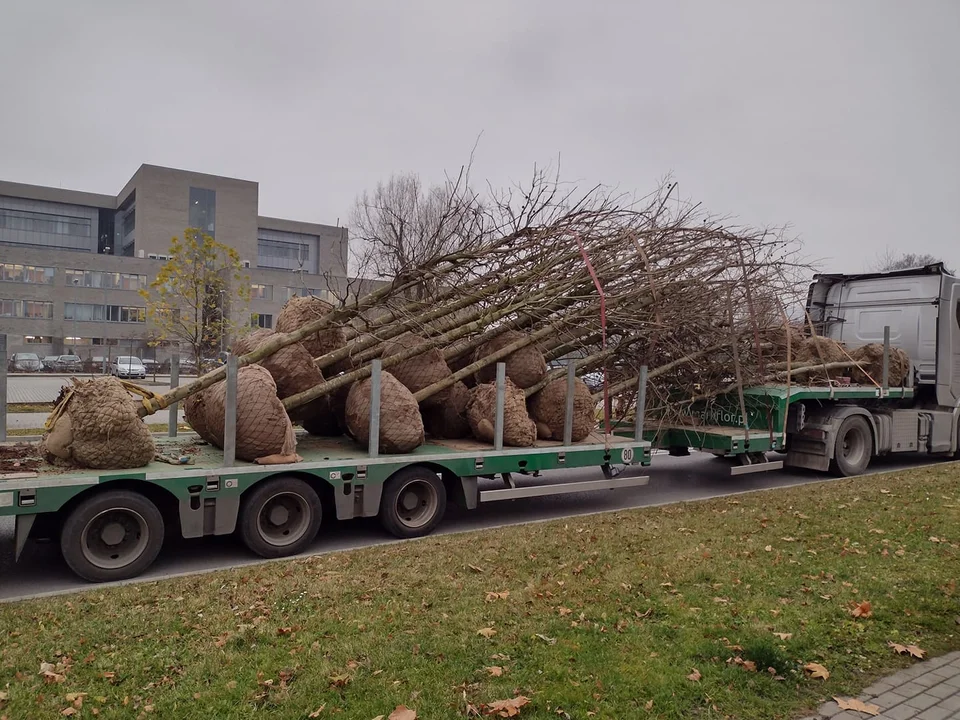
[0,164,350,363]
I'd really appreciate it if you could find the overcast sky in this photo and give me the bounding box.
[1,1,957,275]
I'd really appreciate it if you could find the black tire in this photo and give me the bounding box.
[238,476,322,558]
[830,415,873,477]
[379,466,447,539]
[60,490,165,583]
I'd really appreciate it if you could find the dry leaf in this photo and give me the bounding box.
[372,716,385,720]
[644,700,654,710]
[61,709,76,717]
[486,666,504,677]
[483,695,530,717]
[686,668,702,682]
[803,662,830,680]
[764,545,773,552]
[388,706,417,720]
[477,627,497,639]
[558,607,573,617]
[0,691,8,702]
[850,600,873,618]
[309,705,326,718]
[742,660,757,672]
[468,565,484,573]
[485,591,510,601]
[773,632,793,640]
[888,641,925,658]
[834,697,880,716]
[535,634,557,645]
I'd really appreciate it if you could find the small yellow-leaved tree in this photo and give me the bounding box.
[139,228,251,366]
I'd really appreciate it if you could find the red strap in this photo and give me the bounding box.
[574,235,610,438]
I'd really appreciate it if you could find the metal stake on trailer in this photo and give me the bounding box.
[634,364,648,444]
[0,334,7,443]
[223,354,238,466]
[494,362,506,451]
[882,325,891,394]
[563,359,576,446]
[168,350,179,438]
[368,358,382,458]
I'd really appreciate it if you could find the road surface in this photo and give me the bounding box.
[0,451,945,602]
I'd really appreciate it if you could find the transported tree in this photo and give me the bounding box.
[872,250,952,274]
[139,228,251,366]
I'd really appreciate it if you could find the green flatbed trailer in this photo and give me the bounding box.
[1,430,650,584]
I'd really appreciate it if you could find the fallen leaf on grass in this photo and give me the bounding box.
[888,641,925,658]
[558,607,573,617]
[764,545,772,552]
[803,662,830,680]
[483,695,530,717]
[850,600,873,618]
[388,706,417,720]
[308,705,326,717]
[535,634,557,645]
[486,666,504,677]
[644,699,654,710]
[61,709,76,717]
[686,669,702,682]
[485,591,510,602]
[468,565,484,573]
[773,632,793,640]
[834,697,880,716]
[0,691,8,701]
[39,662,66,684]
[477,627,497,639]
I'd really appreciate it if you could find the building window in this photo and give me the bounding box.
[189,187,216,236]
[258,238,312,271]
[0,263,55,284]
[64,303,146,323]
[0,299,54,318]
[251,313,273,329]
[24,335,54,344]
[65,269,147,291]
[284,286,336,303]
[251,283,273,300]
[0,208,92,237]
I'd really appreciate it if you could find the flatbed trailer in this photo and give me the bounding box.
[0,359,651,584]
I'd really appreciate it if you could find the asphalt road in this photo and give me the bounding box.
[0,451,947,602]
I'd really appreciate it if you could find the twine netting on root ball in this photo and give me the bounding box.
[466,379,537,447]
[345,371,425,453]
[40,377,156,469]
[183,390,214,444]
[202,365,297,462]
[275,294,347,360]
[474,330,547,389]
[381,332,454,407]
[231,328,324,403]
[528,376,596,442]
[849,343,910,386]
[422,380,471,439]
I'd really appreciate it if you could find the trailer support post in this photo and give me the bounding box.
[223,354,238,466]
[494,362,506,451]
[368,358,382,458]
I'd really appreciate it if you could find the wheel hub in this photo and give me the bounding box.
[100,522,126,546]
[81,508,149,570]
[268,505,290,526]
[257,492,311,548]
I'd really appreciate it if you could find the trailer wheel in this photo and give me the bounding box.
[830,415,872,477]
[238,476,322,558]
[60,490,165,583]
[379,466,447,539]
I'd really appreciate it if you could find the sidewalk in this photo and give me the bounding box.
[4,409,185,431]
[801,651,960,719]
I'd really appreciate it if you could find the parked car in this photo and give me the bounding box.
[42,356,59,372]
[140,358,161,375]
[53,355,83,373]
[111,356,147,379]
[8,352,43,372]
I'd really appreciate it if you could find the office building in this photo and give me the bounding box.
[0,164,351,363]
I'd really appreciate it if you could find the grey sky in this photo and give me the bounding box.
[1,1,957,275]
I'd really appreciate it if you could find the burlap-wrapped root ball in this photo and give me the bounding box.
[183,389,215,444]
[466,379,537,447]
[792,335,849,381]
[528,377,596,442]
[40,377,156,469]
[474,330,547,389]
[275,294,347,361]
[232,328,334,427]
[203,365,298,462]
[345,371,425,453]
[422,380,471,439]
[382,332,454,407]
[849,343,911,386]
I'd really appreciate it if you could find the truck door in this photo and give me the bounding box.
[937,277,960,407]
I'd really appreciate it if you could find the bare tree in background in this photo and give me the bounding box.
[349,168,488,298]
[872,249,952,273]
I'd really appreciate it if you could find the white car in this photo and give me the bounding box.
[111,356,146,379]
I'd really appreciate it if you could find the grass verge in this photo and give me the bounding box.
[5,424,178,437]
[7,403,55,413]
[1,465,958,719]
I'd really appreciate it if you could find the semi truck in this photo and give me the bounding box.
[0,361,651,584]
[644,263,960,475]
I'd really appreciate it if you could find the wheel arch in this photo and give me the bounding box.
[385,461,464,509]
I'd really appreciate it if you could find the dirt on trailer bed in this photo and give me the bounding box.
[0,443,43,474]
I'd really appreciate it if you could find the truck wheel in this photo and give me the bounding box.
[238,476,322,558]
[60,490,165,583]
[379,466,447,539]
[830,415,872,477]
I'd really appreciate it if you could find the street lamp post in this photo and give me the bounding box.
[103,246,111,374]
[219,289,226,355]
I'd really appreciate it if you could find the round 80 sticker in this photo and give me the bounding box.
[620,447,634,464]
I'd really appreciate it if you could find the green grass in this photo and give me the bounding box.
[6,424,179,437]
[7,403,55,413]
[1,465,958,719]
